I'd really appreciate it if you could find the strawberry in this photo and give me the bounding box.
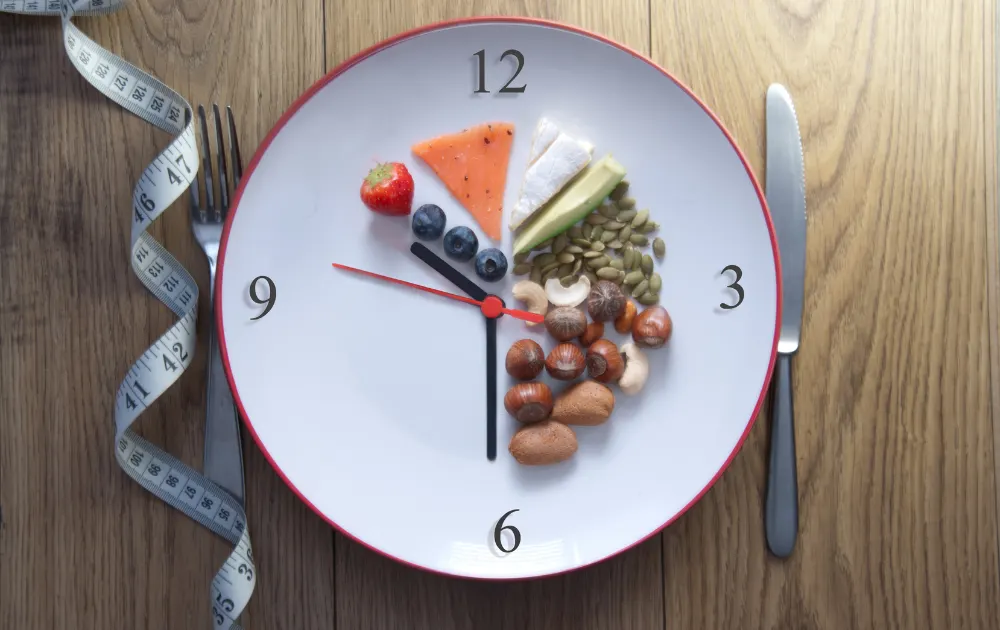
[360,162,414,215]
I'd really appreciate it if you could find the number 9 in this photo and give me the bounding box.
[249,275,276,320]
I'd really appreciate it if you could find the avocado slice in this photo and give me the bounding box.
[512,154,627,254]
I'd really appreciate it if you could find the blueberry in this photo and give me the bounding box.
[411,204,447,241]
[474,248,508,282]
[443,226,479,262]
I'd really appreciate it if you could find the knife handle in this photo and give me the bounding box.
[765,353,798,558]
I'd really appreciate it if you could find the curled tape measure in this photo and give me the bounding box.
[3,1,256,627]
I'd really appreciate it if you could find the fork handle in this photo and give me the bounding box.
[765,353,798,558]
[203,284,245,504]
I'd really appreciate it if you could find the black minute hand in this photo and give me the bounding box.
[410,242,488,301]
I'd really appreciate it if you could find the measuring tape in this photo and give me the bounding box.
[2,1,257,627]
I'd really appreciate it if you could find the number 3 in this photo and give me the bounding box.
[719,265,744,309]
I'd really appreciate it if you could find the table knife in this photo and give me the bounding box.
[764,83,807,558]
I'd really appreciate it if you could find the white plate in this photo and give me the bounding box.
[217,17,780,580]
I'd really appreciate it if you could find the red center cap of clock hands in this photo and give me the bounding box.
[480,295,504,319]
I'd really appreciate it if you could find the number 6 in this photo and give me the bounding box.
[493,509,521,553]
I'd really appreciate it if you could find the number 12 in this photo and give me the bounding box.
[473,49,526,94]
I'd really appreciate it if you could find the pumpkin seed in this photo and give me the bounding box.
[653,237,666,258]
[641,254,654,275]
[571,238,592,248]
[533,253,557,268]
[585,213,609,225]
[600,231,618,244]
[631,280,649,298]
[513,263,532,276]
[535,237,554,250]
[637,222,658,234]
[630,254,642,271]
[590,226,604,241]
[649,273,662,292]
[590,241,606,252]
[571,258,583,275]
[530,267,542,284]
[596,267,620,280]
[607,240,624,250]
[557,252,576,264]
[581,224,594,240]
[618,225,632,242]
[560,274,577,286]
[514,251,530,264]
[565,245,584,254]
[552,234,570,254]
[629,234,649,246]
[557,263,574,277]
[617,270,627,284]
[568,225,584,240]
[583,251,603,259]
[609,259,624,271]
[540,261,561,276]
[638,291,659,305]
[623,248,636,269]
[603,220,626,230]
[586,255,611,269]
[617,208,637,223]
[618,197,636,209]
[610,181,629,201]
[543,267,562,282]
[584,270,599,284]
[624,270,644,285]
[598,203,619,219]
[630,209,649,228]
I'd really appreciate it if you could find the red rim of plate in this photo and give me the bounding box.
[216,16,783,581]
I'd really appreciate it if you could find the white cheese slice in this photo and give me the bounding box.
[526,117,560,166]
[509,131,594,231]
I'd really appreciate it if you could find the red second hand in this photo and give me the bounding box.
[331,263,544,324]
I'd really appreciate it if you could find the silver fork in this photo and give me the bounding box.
[190,104,246,507]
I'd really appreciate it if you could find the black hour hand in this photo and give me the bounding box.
[410,242,487,302]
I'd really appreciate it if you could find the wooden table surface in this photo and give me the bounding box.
[2,1,999,628]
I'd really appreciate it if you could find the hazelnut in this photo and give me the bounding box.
[614,300,637,334]
[544,306,587,342]
[545,343,586,380]
[579,321,604,346]
[632,305,673,348]
[587,280,626,322]
[504,382,554,423]
[505,339,545,380]
[586,339,625,383]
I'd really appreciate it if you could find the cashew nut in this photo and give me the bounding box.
[512,280,548,326]
[544,275,591,308]
[618,342,649,395]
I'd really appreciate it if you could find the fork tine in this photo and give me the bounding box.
[227,106,243,188]
[197,105,215,213]
[187,108,201,216]
[213,103,230,216]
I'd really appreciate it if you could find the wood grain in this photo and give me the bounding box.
[324,2,661,629]
[2,0,999,629]
[651,0,1000,628]
[0,2,334,628]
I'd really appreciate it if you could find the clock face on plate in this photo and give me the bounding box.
[217,18,779,580]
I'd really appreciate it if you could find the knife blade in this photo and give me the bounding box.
[764,83,807,558]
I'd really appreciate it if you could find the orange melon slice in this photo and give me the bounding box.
[411,122,515,241]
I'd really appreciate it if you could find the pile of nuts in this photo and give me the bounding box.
[504,278,673,466]
[511,180,666,306]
